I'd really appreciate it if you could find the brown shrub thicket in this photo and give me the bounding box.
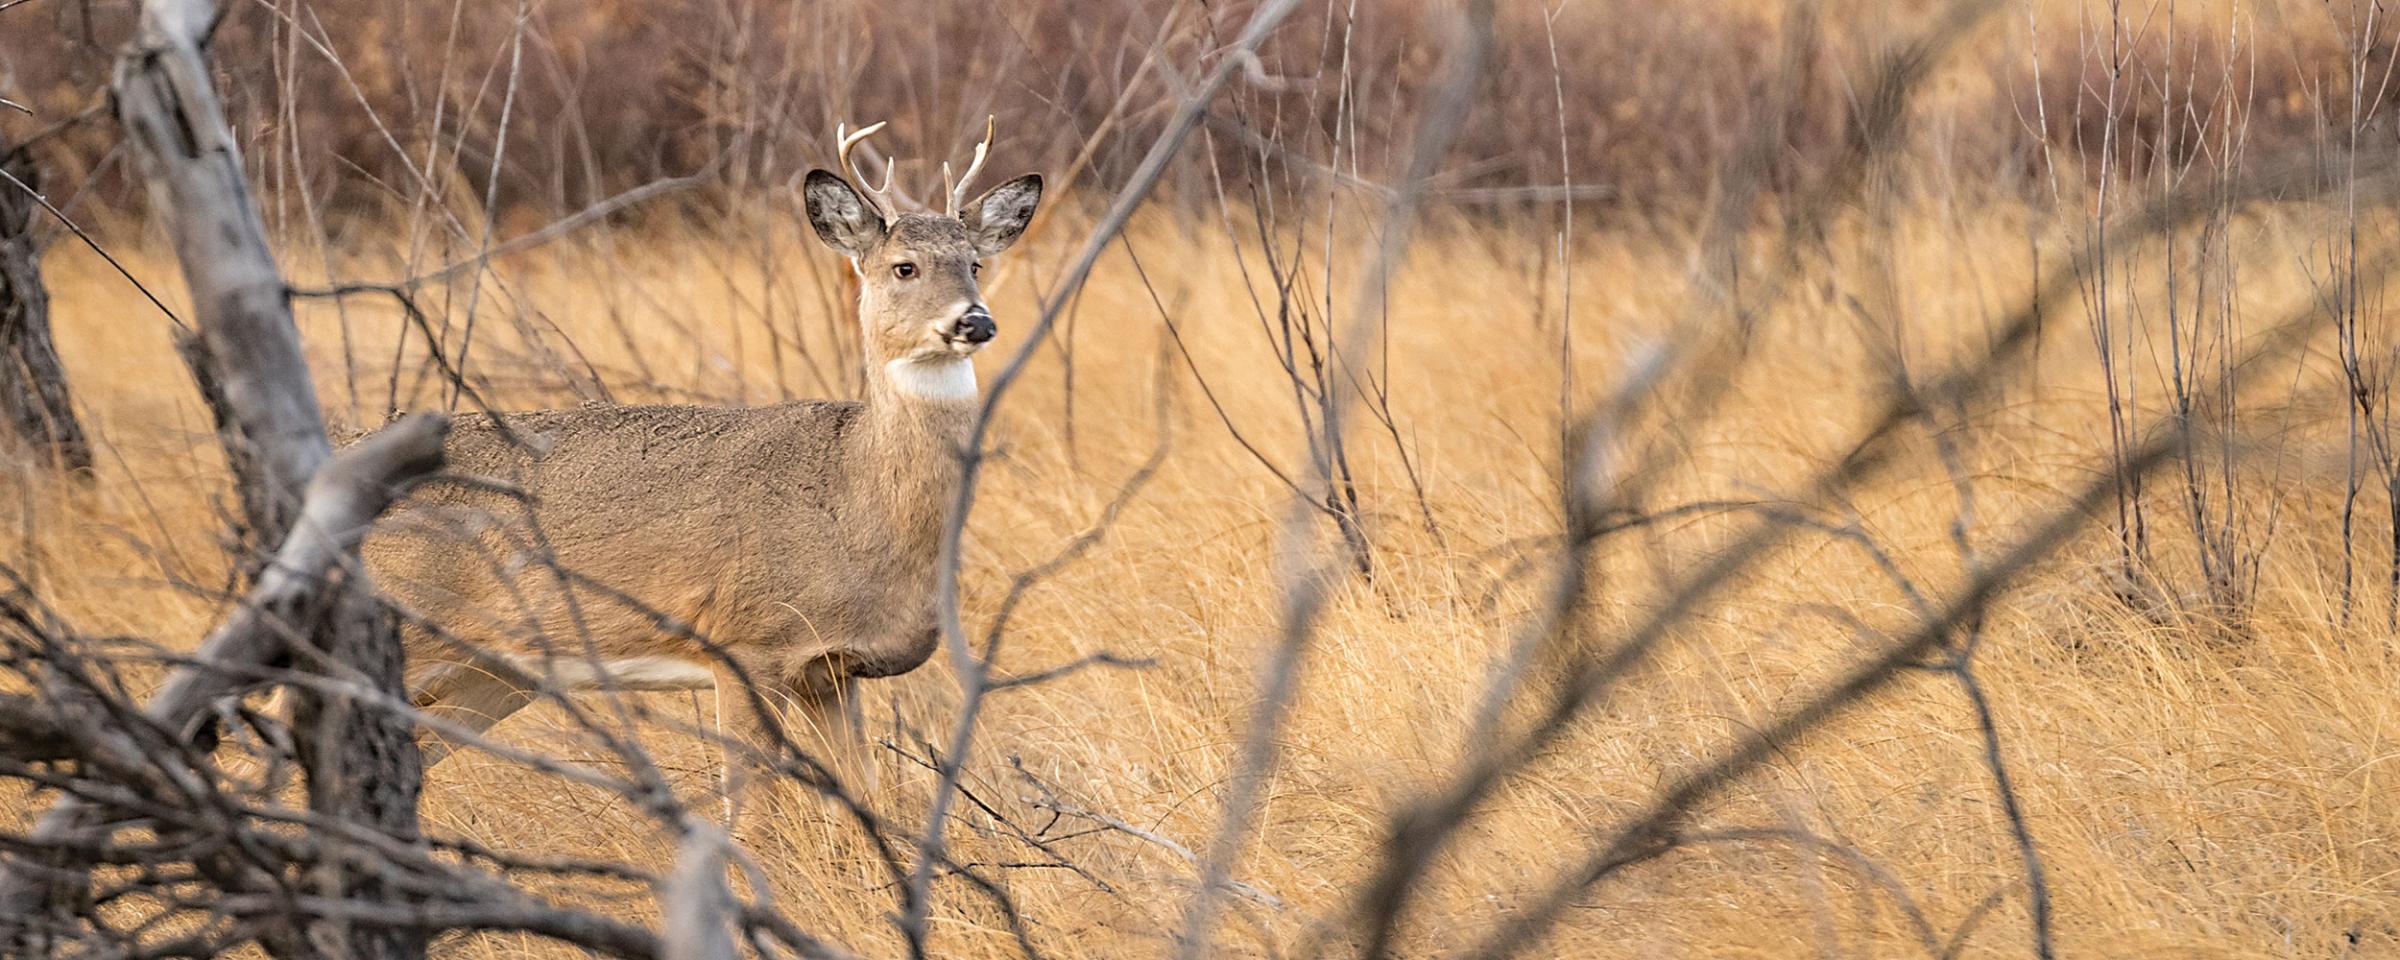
[8,0,2391,218]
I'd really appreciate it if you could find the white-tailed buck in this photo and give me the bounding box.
[365,121,1041,793]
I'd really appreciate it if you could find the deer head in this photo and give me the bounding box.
[801,120,1043,400]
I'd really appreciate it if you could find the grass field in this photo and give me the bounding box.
[5,177,2397,959]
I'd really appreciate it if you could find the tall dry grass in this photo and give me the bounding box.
[10,0,2400,956]
[6,181,2398,955]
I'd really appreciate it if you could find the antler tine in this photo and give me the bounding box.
[946,114,995,217]
[835,120,896,218]
[835,121,885,181]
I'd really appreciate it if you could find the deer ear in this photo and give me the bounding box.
[802,169,885,258]
[961,174,1042,257]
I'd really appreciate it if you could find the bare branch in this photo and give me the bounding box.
[662,826,738,960]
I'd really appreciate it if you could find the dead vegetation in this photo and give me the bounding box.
[4,0,2400,957]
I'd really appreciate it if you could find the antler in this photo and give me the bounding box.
[836,118,990,218]
[944,115,995,218]
[835,120,898,218]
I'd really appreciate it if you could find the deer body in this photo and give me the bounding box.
[371,130,1042,778]
[374,388,961,708]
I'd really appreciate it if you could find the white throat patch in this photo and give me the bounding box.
[885,358,979,403]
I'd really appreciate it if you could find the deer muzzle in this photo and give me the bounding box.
[951,306,997,345]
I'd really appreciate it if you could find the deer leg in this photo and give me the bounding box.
[709,660,807,831]
[408,656,539,769]
[809,673,873,790]
[710,659,872,835]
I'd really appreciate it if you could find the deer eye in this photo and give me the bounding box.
[893,262,917,280]
[972,262,983,276]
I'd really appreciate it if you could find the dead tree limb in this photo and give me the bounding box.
[662,826,739,960]
[114,0,333,555]
[0,2,450,955]
[0,414,449,934]
[0,144,89,475]
[277,417,446,959]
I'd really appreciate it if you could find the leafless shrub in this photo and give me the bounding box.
[10,0,2380,224]
[5,0,2399,957]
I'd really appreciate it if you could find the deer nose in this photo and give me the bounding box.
[953,307,996,344]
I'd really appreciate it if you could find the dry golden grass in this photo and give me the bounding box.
[7,195,2399,959]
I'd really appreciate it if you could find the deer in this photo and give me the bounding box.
[362,121,1041,802]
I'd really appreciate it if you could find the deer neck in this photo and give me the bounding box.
[848,355,979,559]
